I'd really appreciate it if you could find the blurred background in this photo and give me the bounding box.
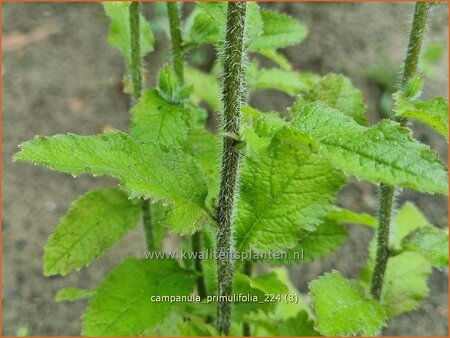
[2,2,448,336]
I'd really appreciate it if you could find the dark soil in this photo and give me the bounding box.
[2,2,448,336]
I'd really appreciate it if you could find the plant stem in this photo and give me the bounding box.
[242,261,252,336]
[130,2,155,251]
[166,2,184,84]
[216,2,247,335]
[129,2,142,102]
[192,231,208,299]
[370,2,430,300]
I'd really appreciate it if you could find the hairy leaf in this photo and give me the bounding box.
[248,66,318,96]
[44,188,141,276]
[249,310,319,336]
[292,102,448,194]
[103,2,154,67]
[402,226,448,268]
[291,74,367,125]
[14,132,209,233]
[249,9,307,51]
[235,128,345,252]
[327,206,378,228]
[360,251,432,318]
[394,92,448,141]
[310,271,386,336]
[82,258,195,335]
[55,288,94,302]
[130,90,190,146]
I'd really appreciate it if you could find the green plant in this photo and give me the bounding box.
[14,2,448,336]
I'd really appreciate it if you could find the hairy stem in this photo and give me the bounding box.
[216,2,247,335]
[192,232,208,299]
[370,2,430,300]
[167,2,184,84]
[129,2,142,101]
[242,261,252,336]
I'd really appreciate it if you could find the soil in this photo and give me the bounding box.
[2,2,448,336]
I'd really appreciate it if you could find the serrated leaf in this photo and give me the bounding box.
[403,74,423,100]
[249,9,307,51]
[394,92,448,141]
[233,271,289,321]
[185,66,221,110]
[249,310,320,336]
[82,258,195,336]
[402,226,448,268]
[248,66,318,96]
[360,251,432,318]
[157,65,193,103]
[103,2,153,68]
[14,132,209,234]
[291,74,368,125]
[310,270,386,336]
[292,102,448,194]
[55,287,94,302]
[235,127,345,252]
[44,188,141,276]
[327,206,378,228]
[130,90,190,146]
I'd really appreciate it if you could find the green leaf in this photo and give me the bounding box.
[44,188,141,276]
[55,287,94,302]
[249,311,320,336]
[291,102,448,194]
[402,226,448,268]
[233,271,289,321]
[248,65,318,96]
[310,270,386,336]
[185,2,263,48]
[82,258,195,335]
[103,2,154,68]
[257,49,293,71]
[360,251,432,318]
[157,65,193,103]
[14,132,209,234]
[393,92,448,141]
[249,9,307,51]
[419,42,444,77]
[185,66,221,110]
[130,90,190,146]
[296,219,348,262]
[327,206,378,228]
[403,74,423,100]
[291,74,368,125]
[235,127,345,252]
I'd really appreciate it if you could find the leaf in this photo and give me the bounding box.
[185,2,263,48]
[390,202,429,250]
[185,66,221,110]
[402,226,448,268]
[257,49,293,71]
[130,90,190,146]
[44,188,141,276]
[14,132,209,234]
[419,42,444,77]
[157,65,193,103]
[249,9,307,51]
[248,65,318,96]
[291,102,448,194]
[290,74,368,125]
[55,287,94,302]
[309,270,386,336]
[103,2,154,68]
[82,258,195,336]
[296,219,348,262]
[233,271,289,321]
[235,127,345,252]
[393,92,448,141]
[327,206,378,228]
[403,74,423,100]
[249,311,320,336]
[360,251,432,318]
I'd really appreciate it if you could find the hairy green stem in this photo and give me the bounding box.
[216,2,247,335]
[167,2,184,84]
[242,261,252,336]
[192,232,208,299]
[370,2,430,300]
[129,2,142,101]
